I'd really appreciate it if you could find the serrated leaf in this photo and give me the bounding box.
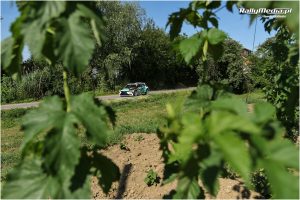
[2,15,24,76]
[21,96,66,151]
[213,132,251,183]
[201,166,220,196]
[185,84,213,112]
[211,97,248,116]
[173,177,204,199]
[76,3,105,45]
[179,33,203,64]
[267,139,299,169]
[208,111,260,135]
[254,102,276,123]
[2,159,59,199]
[1,37,14,69]
[21,2,66,59]
[207,28,226,45]
[43,113,80,182]
[55,11,95,75]
[262,160,299,199]
[71,93,111,146]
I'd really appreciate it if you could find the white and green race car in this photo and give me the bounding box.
[119,82,149,96]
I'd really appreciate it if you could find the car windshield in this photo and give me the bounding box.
[125,84,136,89]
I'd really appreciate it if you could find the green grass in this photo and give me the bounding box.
[0,89,266,181]
[236,89,266,104]
[0,91,190,181]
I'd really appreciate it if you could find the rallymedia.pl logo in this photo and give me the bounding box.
[239,8,292,17]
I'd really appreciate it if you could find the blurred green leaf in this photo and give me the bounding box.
[77,3,105,45]
[213,132,251,183]
[173,177,204,199]
[262,160,299,199]
[1,37,15,69]
[55,11,95,75]
[208,17,218,28]
[43,114,80,182]
[179,33,203,64]
[211,97,248,116]
[208,111,260,135]
[201,166,220,196]
[21,96,66,151]
[207,28,226,45]
[254,102,276,123]
[71,93,111,146]
[226,1,237,12]
[267,139,299,169]
[2,160,59,199]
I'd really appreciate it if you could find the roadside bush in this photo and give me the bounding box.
[18,68,52,99]
[1,75,18,103]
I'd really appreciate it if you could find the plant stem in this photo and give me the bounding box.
[63,70,71,112]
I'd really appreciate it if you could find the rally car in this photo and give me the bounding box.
[119,82,149,96]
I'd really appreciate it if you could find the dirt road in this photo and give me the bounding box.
[1,87,195,111]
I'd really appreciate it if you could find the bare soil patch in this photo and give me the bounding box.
[92,133,260,199]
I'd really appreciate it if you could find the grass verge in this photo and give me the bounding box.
[0,90,190,181]
[0,89,265,181]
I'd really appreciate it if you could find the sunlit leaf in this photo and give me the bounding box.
[207,28,226,45]
[179,33,203,64]
[71,93,111,146]
[55,11,95,75]
[21,96,66,151]
[173,177,204,199]
[262,160,299,199]
[213,132,251,183]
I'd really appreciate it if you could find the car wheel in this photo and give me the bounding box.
[133,91,137,96]
[144,89,148,95]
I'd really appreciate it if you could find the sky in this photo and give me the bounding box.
[1,1,275,60]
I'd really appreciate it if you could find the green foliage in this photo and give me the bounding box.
[1,1,120,198]
[119,142,129,151]
[2,94,120,198]
[195,38,251,94]
[251,169,271,198]
[1,91,193,182]
[163,2,299,198]
[144,169,159,186]
[1,1,104,76]
[158,85,299,199]
[250,30,299,140]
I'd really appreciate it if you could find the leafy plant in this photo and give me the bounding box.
[1,1,120,198]
[158,84,299,199]
[159,0,299,199]
[251,169,271,198]
[144,169,160,186]
[119,142,130,151]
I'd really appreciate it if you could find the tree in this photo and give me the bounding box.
[250,28,299,140]
[196,38,251,94]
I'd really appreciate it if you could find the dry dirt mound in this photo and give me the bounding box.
[92,133,260,199]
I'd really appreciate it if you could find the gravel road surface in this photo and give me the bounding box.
[1,87,195,110]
